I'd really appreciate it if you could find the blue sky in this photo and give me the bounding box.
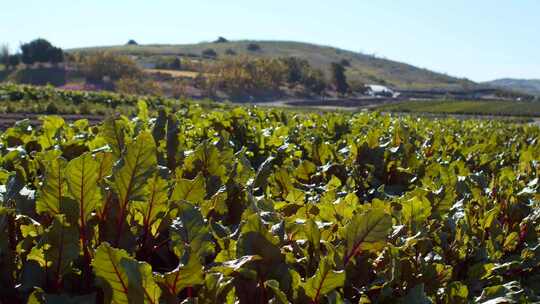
[1,0,539,82]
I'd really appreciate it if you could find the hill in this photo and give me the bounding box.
[71,40,475,90]
[484,78,540,96]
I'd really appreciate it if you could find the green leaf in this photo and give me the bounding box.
[399,284,432,304]
[184,142,229,181]
[236,213,282,264]
[157,254,204,296]
[482,207,500,229]
[170,202,214,263]
[305,218,321,253]
[111,131,157,217]
[295,160,316,181]
[36,156,67,216]
[38,115,65,149]
[132,173,169,237]
[121,258,162,304]
[102,117,129,158]
[445,281,468,304]
[28,215,79,284]
[65,153,102,225]
[265,280,289,304]
[171,174,206,204]
[27,288,96,304]
[93,242,161,304]
[503,232,519,252]
[166,114,179,170]
[401,196,431,230]
[476,281,525,303]
[345,208,392,264]
[137,100,149,122]
[212,255,262,276]
[303,256,345,302]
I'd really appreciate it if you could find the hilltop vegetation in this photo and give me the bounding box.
[484,79,540,96]
[72,40,475,90]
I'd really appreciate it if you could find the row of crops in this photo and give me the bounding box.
[0,85,539,303]
[0,83,221,115]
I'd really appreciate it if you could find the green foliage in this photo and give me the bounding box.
[202,48,218,58]
[331,62,349,96]
[377,99,540,117]
[247,43,261,51]
[20,38,64,64]
[7,68,66,86]
[80,51,141,83]
[0,94,539,303]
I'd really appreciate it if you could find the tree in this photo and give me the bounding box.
[1,44,9,69]
[282,57,310,84]
[20,39,64,64]
[8,54,21,68]
[215,37,228,43]
[127,40,138,46]
[303,69,327,96]
[170,57,181,70]
[247,43,261,52]
[81,52,141,83]
[331,62,349,96]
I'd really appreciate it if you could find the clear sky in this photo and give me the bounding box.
[1,0,539,82]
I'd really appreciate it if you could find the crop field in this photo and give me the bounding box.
[0,85,539,303]
[377,99,540,117]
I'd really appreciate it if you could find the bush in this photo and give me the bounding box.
[340,59,351,67]
[7,68,66,86]
[170,57,181,70]
[115,77,162,96]
[80,52,141,83]
[46,102,59,114]
[247,43,261,52]
[127,40,138,46]
[225,49,237,56]
[79,101,92,114]
[202,49,218,58]
[215,36,228,43]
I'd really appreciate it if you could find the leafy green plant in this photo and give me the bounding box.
[0,94,538,303]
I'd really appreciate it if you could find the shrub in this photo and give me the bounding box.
[79,101,92,114]
[202,49,218,58]
[115,77,162,96]
[7,68,66,86]
[45,102,59,114]
[247,43,261,52]
[215,36,229,43]
[225,49,237,56]
[126,39,138,46]
[340,59,351,67]
[80,52,141,83]
[170,57,182,70]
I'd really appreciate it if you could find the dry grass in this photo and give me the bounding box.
[144,69,201,79]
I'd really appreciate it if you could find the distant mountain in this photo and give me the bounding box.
[484,78,540,96]
[71,40,475,90]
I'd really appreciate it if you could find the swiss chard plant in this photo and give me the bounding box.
[0,85,539,303]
